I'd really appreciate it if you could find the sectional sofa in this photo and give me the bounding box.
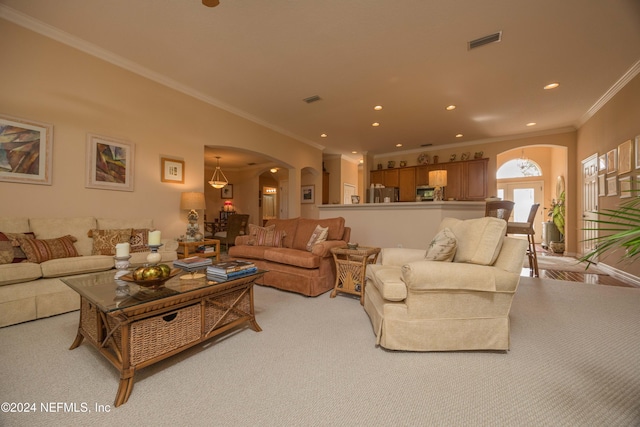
[0,217,177,327]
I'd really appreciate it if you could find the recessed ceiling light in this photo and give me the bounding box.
[526,122,537,127]
[320,133,327,137]
[395,143,403,147]
[351,151,358,154]
[374,105,383,111]
[456,133,463,138]
[359,159,364,164]
[446,105,456,111]
[544,83,560,90]
[372,122,380,127]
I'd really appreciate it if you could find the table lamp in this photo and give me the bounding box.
[429,170,447,201]
[180,192,206,241]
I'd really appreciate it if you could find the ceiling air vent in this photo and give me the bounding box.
[303,95,322,104]
[468,31,502,50]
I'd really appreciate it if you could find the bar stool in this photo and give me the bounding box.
[507,203,540,277]
[485,200,515,235]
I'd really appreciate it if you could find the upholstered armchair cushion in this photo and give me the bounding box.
[439,217,506,265]
[402,261,497,292]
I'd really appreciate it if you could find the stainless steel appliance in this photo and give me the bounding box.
[366,187,399,203]
[416,185,435,201]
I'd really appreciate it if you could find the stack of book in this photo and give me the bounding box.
[197,244,217,254]
[206,260,257,281]
[173,256,213,272]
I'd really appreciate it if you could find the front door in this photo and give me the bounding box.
[581,154,599,259]
[497,180,544,242]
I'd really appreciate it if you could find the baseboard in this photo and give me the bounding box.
[598,263,640,287]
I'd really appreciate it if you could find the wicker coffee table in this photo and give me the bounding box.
[63,269,265,407]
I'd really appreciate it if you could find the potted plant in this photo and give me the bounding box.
[581,188,640,266]
[547,191,565,253]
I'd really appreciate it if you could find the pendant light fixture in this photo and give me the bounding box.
[517,150,530,172]
[208,156,228,189]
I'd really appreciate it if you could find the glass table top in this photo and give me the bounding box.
[62,269,264,313]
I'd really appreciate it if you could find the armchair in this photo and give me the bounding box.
[364,217,528,352]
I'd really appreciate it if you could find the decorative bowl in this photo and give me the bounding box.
[347,243,359,250]
[119,268,181,288]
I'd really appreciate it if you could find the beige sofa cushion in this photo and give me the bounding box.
[0,217,30,233]
[29,217,97,256]
[439,217,506,266]
[40,255,114,278]
[0,262,42,286]
[366,264,407,301]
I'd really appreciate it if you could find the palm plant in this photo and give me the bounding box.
[580,189,640,266]
[548,191,565,239]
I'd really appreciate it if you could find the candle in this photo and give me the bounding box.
[115,242,130,258]
[148,230,161,245]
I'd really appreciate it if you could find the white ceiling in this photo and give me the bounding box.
[2,0,640,168]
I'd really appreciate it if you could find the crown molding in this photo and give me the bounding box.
[0,5,325,152]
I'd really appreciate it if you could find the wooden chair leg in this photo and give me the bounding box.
[528,234,539,277]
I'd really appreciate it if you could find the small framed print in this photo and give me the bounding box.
[606,177,617,196]
[619,176,632,198]
[86,133,134,192]
[0,114,53,185]
[598,154,607,172]
[635,135,640,169]
[221,184,233,199]
[606,149,617,174]
[160,157,184,184]
[598,174,606,196]
[617,139,632,175]
[301,185,315,204]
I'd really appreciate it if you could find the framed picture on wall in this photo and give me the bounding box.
[635,135,640,169]
[598,154,607,172]
[160,157,184,184]
[221,184,233,199]
[619,176,632,198]
[0,114,53,185]
[301,185,315,204]
[606,149,617,174]
[606,176,617,196]
[598,174,606,196]
[617,139,632,174]
[86,133,135,191]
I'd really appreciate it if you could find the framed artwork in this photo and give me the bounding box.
[619,176,632,198]
[160,157,184,184]
[221,184,233,199]
[598,174,606,196]
[86,133,135,191]
[617,139,632,174]
[606,176,617,196]
[301,185,315,204]
[635,135,640,169]
[606,149,617,174]
[0,114,53,185]
[598,154,607,172]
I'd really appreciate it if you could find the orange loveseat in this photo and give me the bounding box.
[228,217,350,296]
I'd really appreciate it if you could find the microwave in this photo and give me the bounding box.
[416,185,435,201]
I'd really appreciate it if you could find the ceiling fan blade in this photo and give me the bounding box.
[202,0,220,6]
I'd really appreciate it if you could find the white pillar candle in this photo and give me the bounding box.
[115,242,130,257]
[148,230,162,245]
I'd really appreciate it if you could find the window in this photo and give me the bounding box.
[497,159,542,178]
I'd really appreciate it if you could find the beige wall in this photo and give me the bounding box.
[577,73,640,277]
[0,20,322,239]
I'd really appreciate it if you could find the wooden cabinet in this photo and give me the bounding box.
[370,158,488,202]
[398,167,416,202]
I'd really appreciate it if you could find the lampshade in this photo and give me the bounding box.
[208,156,229,189]
[429,170,448,187]
[180,192,206,210]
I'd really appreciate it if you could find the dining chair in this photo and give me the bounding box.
[507,203,540,277]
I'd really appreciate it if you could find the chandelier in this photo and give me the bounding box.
[208,156,229,189]
[517,150,530,172]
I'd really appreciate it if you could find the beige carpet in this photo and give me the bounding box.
[525,254,608,274]
[1,278,639,426]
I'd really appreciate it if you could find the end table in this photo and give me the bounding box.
[177,239,220,262]
[330,246,380,304]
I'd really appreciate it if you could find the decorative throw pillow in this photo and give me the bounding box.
[2,232,36,263]
[17,235,79,263]
[247,224,285,247]
[91,229,133,255]
[0,233,13,264]
[425,228,457,262]
[306,225,329,251]
[130,228,150,253]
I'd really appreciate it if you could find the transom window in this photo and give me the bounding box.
[497,159,542,178]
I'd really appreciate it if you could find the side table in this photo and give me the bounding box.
[177,239,220,262]
[330,246,380,304]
